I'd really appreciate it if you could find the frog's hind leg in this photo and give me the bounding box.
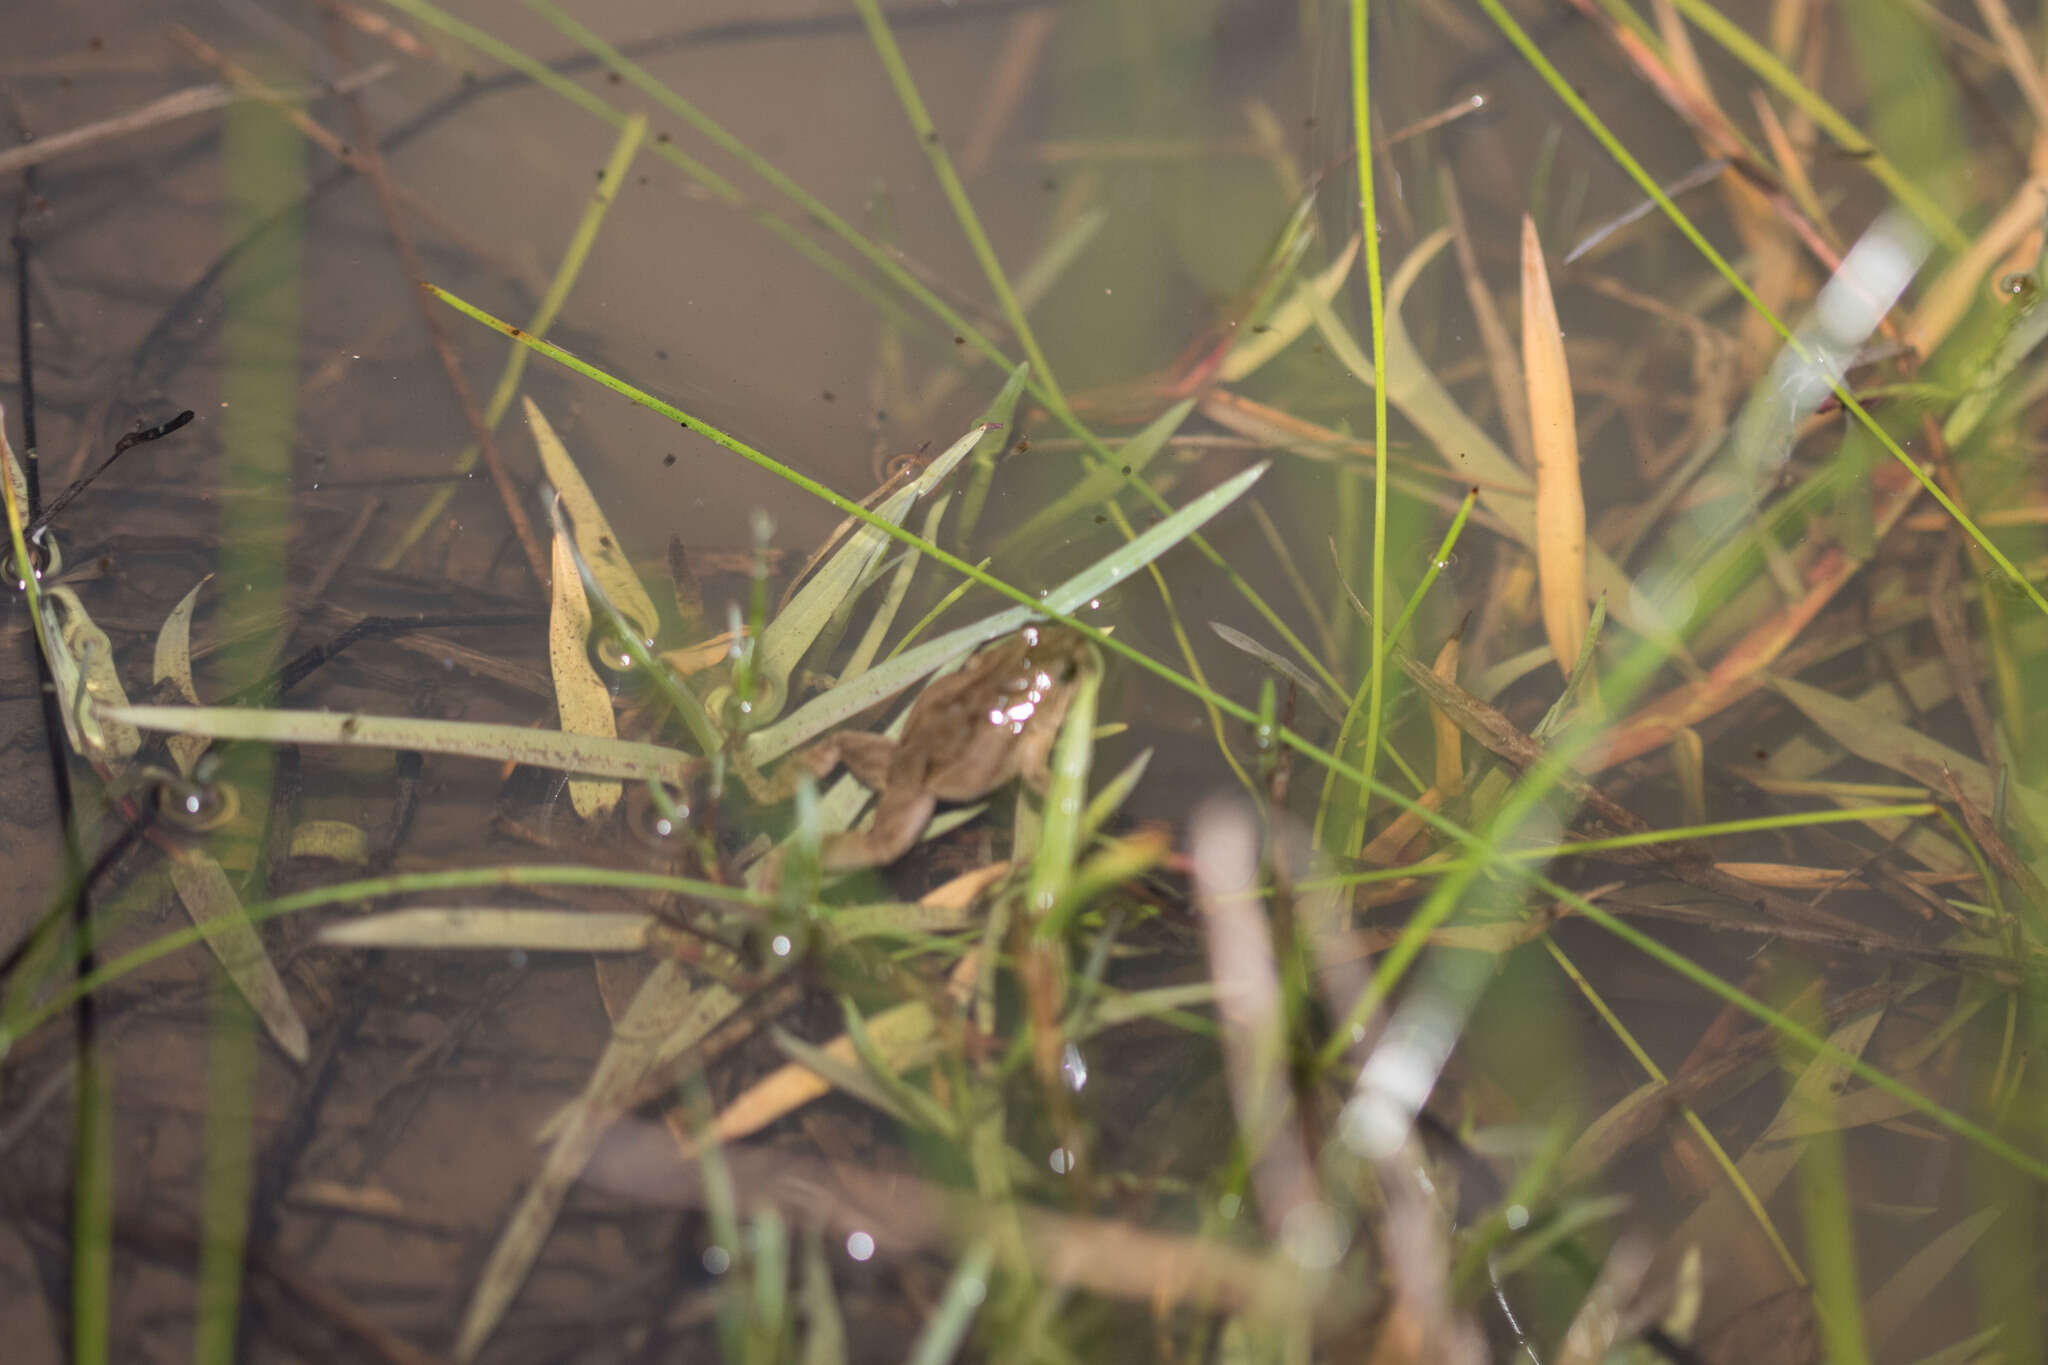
[822,787,936,872]
[830,732,898,790]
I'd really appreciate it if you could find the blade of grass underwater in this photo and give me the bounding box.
[1027,651,1101,942]
[456,958,746,1362]
[201,81,303,1365]
[318,909,661,953]
[8,865,776,1049]
[527,396,661,642]
[9,406,118,1363]
[955,361,1030,545]
[842,509,944,683]
[547,494,724,763]
[166,850,311,1064]
[152,575,212,776]
[549,517,623,821]
[1769,673,2048,856]
[1863,1205,2002,1343]
[1208,623,1345,724]
[851,0,1067,412]
[906,1240,997,1365]
[1787,1051,1874,1363]
[799,1226,849,1364]
[197,978,258,1365]
[1318,487,1478,851]
[1347,0,1394,873]
[1216,234,1359,384]
[747,422,988,725]
[993,398,1197,558]
[382,112,647,568]
[108,704,696,784]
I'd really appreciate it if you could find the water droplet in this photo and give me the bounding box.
[1061,1042,1089,1091]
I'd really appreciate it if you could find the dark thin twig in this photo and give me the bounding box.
[26,410,193,536]
[0,799,158,987]
[224,608,545,704]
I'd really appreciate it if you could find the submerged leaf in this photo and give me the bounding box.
[1209,621,1345,724]
[110,704,695,784]
[152,575,213,776]
[548,529,622,819]
[995,397,1197,556]
[745,422,990,725]
[1771,672,2048,848]
[524,396,661,645]
[167,850,310,1064]
[455,959,742,1361]
[320,908,656,952]
[1217,233,1360,383]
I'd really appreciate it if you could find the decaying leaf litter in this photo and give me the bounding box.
[5,2,2048,1362]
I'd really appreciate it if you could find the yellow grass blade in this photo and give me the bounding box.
[547,529,621,820]
[1519,215,1588,678]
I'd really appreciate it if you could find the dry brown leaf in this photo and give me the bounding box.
[152,575,213,776]
[524,395,661,644]
[1520,214,1588,676]
[1430,632,1465,798]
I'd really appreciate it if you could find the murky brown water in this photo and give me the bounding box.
[5,1,2043,1361]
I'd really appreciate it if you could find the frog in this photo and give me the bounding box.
[760,623,1093,873]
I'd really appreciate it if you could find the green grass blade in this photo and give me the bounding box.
[850,0,1067,412]
[382,113,647,566]
[906,1240,997,1365]
[1346,0,1393,860]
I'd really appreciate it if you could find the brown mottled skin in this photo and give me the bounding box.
[794,624,1091,871]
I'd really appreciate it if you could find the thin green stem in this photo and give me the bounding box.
[1353,0,1393,848]
[850,0,1069,414]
